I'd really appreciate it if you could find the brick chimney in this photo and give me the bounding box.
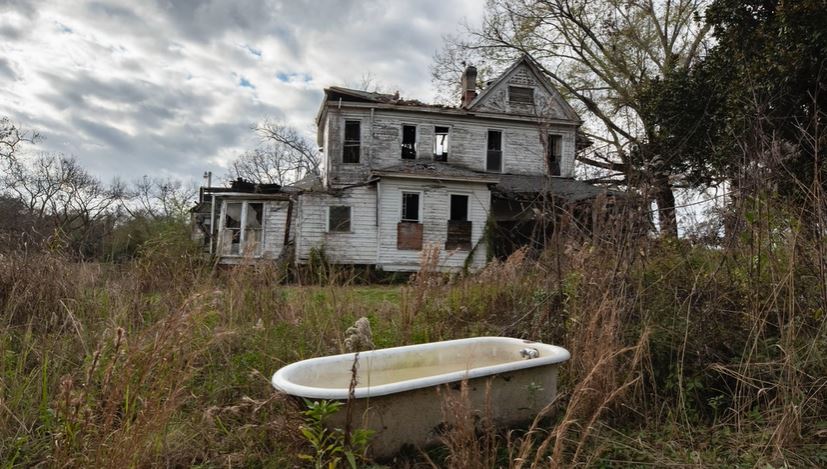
[461,65,477,108]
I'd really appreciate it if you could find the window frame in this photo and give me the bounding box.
[485,129,504,173]
[433,125,451,162]
[222,200,266,256]
[327,205,352,233]
[401,124,417,160]
[400,190,423,223]
[547,134,562,176]
[342,119,361,164]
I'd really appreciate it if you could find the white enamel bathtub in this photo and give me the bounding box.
[272,337,570,458]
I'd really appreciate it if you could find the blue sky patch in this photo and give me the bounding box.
[55,21,73,34]
[276,71,312,83]
[244,45,262,58]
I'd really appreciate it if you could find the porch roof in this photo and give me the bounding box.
[494,175,620,202]
[371,161,498,184]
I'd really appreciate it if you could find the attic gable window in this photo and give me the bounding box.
[401,125,416,159]
[434,126,449,162]
[508,86,534,105]
[343,120,360,163]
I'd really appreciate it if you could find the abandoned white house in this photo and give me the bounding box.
[192,56,612,271]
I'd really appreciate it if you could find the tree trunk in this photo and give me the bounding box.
[654,174,678,237]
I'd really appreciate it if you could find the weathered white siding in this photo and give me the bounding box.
[295,186,378,265]
[263,200,290,257]
[376,178,489,272]
[323,108,577,183]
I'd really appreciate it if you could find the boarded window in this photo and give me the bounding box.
[401,125,416,159]
[446,220,472,250]
[548,134,561,176]
[343,120,360,163]
[434,126,449,161]
[486,130,502,172]
[509,86,534,105]
[397,221,423,250]
[328,206,351,232]
[450,194,469,221]
[401,192,420,222]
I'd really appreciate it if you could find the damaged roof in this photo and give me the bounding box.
[372,161,498,183]
[325,86,455,110]
[495,175,621,202]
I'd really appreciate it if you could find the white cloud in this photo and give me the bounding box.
[0,0,484,184]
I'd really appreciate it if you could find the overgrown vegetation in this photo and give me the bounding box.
[1,168,825,466]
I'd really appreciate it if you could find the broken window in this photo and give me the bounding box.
[223,201,264,256]
[244,202,263,254]
[401,125,416,159]
[225,202,243,255]
[447,194,471,250]
[343,120,360,163]
[434,126,449,162]
[548,134,562,176]
[486,130,503,172]
[508,86,534,105]
[328,206,351,232]
[401,192,421,222]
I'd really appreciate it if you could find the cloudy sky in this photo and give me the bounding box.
[0,0,483,184]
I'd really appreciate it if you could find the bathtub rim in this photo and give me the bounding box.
[271,336,570,400]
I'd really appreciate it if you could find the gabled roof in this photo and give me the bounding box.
[466,55,580,122]
[371,161,498,184]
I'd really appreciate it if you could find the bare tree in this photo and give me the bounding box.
[228,121,319,186]
[434,0,712,236]
[1,116,40,163]
[122,176,197,222]
[1,153,122,255]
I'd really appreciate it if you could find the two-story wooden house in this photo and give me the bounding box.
[193,55,611,271]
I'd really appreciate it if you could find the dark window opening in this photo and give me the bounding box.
[343,120,360,163]
[401,125,416,159]
[509,86,534,105]
[447,195,472,250]
[486,130,502,172]
[401,192,420,222]
[328,206,351,232]
[450,194,469,221]
[434,126,449,162]
[548,134,561,176]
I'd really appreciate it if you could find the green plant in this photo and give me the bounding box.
[299,399,374,469]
